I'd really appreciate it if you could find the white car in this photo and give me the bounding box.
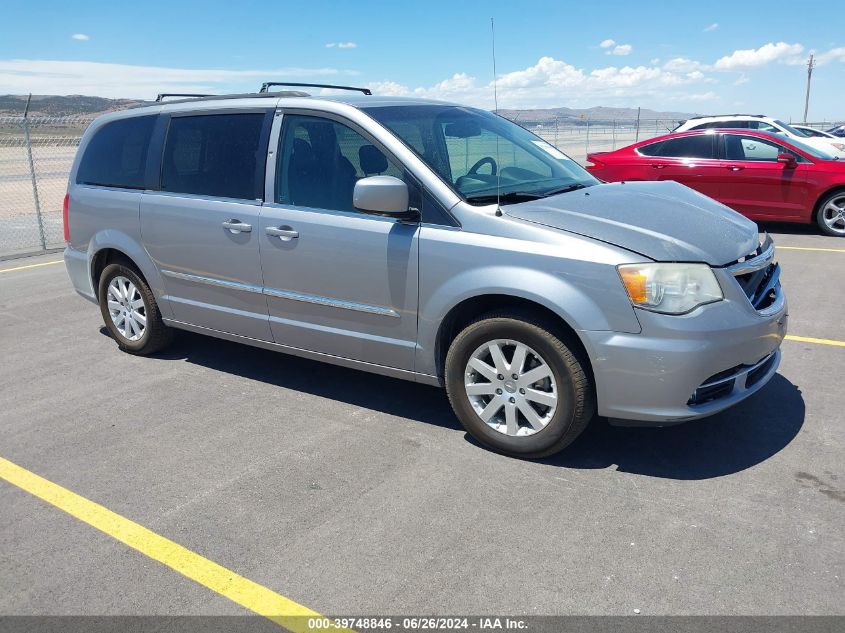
[674,115,845,158]
[791,124,845,143]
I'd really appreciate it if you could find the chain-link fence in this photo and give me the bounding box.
[0,112,842,258]
[0,115,94,258]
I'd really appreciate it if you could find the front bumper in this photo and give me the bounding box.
[580,283,787,425]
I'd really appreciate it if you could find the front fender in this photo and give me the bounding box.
[416,264,641,377]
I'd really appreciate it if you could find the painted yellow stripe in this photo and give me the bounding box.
[785,335,845,348]
[0,456,349,633]
[778,246,845,253]
[0,259,63,273]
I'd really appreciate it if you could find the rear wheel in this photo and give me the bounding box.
[98,263,173,355]
[445,311,595,458]
[816,191,845,237]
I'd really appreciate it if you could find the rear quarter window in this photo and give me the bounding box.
[161,113,267,200]
[76,116,156,189]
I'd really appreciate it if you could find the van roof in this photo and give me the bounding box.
[131,91,455,111]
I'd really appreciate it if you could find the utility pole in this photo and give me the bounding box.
[803,54,815,123]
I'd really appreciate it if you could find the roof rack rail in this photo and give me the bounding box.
[155,93,215,102]
[259,82,372,96]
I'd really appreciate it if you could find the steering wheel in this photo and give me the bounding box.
[467,156,497,177]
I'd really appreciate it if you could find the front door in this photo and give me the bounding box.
[718,133,810,221]
[141,111,273,340]
[259,112,419,370]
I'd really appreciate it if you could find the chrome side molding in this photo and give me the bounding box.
[161,269,399,318]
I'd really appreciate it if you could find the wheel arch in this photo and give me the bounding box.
[86,232,170,318]
[812,185,845,224]
[433,293,594,384]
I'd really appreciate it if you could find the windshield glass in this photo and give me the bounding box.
[774,119,810,137]
[786,136,839,160]
[364,105,599,204]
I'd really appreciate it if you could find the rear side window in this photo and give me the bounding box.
[76,116,156,189]
[647,135,716,159]
[161,113,266,200]
[637,141,665,156]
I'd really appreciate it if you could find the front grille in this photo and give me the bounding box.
[726,234,781,313]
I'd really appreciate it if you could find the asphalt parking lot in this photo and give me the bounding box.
[1,225,843,623]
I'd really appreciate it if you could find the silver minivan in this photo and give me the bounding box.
[64,84,788,458]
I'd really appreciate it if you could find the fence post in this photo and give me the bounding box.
[612,119,616,150]
[585,116,590,157]
[22,97,47,251]
[635,107,641,142]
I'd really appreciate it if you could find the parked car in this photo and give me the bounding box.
[63,86,787,458]
[827,124,845,138]
[674,114,845,158]
[587,129,845,236]
[791,124,845,146]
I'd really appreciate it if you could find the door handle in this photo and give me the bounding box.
[266,226,299,241]
[726,165,745,171]
[650,163,667,169]
[222,219,252,234]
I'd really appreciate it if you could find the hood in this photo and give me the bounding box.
[800,136,845,158]
[505,180,759,266]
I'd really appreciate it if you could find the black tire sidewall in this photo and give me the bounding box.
[445,318,583,457]
[98,264,154,353]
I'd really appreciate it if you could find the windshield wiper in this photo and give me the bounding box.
[465,191,546,205]
[540,183,589,197]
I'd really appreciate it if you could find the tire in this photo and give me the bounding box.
[445,310,595,458]
[816,190,845,237]
[98,262,174,355]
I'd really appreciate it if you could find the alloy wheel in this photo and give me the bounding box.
[107,276,146,341]
[821,195,845,235]
[464,339,558,437]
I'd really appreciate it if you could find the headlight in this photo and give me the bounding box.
[618,263,723,314]
[832,142,845,151]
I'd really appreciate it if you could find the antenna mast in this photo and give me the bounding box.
[491,17,502,215]
[803,54,815,123]
[491,17,499,113]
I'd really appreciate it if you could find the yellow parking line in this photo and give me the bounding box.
[0,259,63,273]
[785,335,845,348]
[778,246,845,253]
[0,456,348,633]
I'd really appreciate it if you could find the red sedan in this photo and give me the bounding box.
[586,129,845,236]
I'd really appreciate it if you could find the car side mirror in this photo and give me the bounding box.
[353,176,414,217]
[777,152,797,167]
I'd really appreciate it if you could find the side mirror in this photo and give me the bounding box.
[777,152,797,168]
[353,176,412,217]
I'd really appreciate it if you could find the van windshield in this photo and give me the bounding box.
[364,105,598,205]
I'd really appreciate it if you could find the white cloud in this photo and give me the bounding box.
[0,59,357,99]
[703,23,719,32]
[714,42,804,69]
[733,74,749,85]
[71,34,89,41]
[326,42,357,49]
[599,39,616,49]
[607,44,633,56]
[663,57,705,72]
[816,46,845,65]
[374,55,718,110]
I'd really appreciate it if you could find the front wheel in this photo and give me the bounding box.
[445,311,595,458]
[816,191,845,237]
[98,262,174,355]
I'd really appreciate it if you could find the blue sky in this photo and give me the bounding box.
[2,0,843,119]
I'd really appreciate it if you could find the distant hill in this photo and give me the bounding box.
[0,94,700,124]
[498,106,700,125]
[0,94,144,116]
